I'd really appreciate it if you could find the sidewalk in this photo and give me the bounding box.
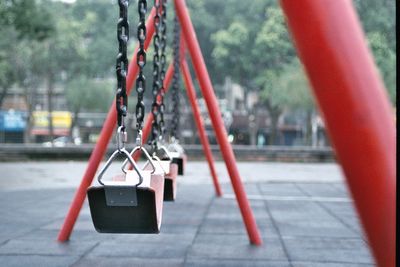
[0,161,374,266]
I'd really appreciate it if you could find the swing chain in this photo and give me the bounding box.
[150,0,162,151]
[116,0,129,130]
[158,0,167,139]
[171,15,180,140]
[135,0,147,135]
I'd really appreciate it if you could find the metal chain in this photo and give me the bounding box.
[149,0,161,150]
[170,14,180,140]
[116,0,129,129]
[135,0,147,136]
[158,0,167,140]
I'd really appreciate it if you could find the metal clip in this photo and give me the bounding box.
[117,126,127,151]
[136,130,143,147]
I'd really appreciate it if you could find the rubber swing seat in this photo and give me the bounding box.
[87,169,164,234]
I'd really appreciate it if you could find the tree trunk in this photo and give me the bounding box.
[249,112,257,146]
[0,87,8,109]
[265,101,281,146]
[23,86,36,143]
[269,113,279,145]
[24,70,42,143]
[69,109,79,140]
[304,109,313,146]
[47,72,55,143]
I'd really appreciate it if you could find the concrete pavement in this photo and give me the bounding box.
[0,161,374,266]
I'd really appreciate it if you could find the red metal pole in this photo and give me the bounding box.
[132,63,175,161]
[180,51,222,197]
[57,8,157,242]
[174,0,262,245]
[280,1,395,266]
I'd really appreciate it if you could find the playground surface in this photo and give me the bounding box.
[0,161,374,266]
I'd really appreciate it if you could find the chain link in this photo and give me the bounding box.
[116,0,129,129]
[158,0,167,139]
[149,0,161,150]
[135,0,147,134]
[170,14,180,140]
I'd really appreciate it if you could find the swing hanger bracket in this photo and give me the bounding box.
[136,130,143,147]
[117,125,128,152]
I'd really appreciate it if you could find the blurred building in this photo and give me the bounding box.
[0,79,332,146]
[0,110,27,143]
[0,84,71,143]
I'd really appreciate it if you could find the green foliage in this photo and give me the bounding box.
[212,5,298,103]
[0,27,17,90]
[210,0,395,110]
[0,0,395,117]
[254,7,295,68]
[0,0,54,41]
[259,60,313,111]
[354,0,396,105]
[212,22,251,84]
[366,32,396,104]
[0,0,54,92]
[66,76,113,113]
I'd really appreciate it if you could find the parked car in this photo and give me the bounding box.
[42,136,81,147]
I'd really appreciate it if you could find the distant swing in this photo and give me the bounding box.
[167,14,187,176]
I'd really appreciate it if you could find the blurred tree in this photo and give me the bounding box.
[0,0,395,145]
[366,32,396,105]
[65,76,113,136]
[28,1,90,141]
[213,6,298,144]
[211,1,395,144]
[69,0,117,78]
[0,0,54,108]
[0,0,54,41]
[354,0,396,105]
[259,60,314,145]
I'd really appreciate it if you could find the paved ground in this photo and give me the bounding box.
[0,161,374,266]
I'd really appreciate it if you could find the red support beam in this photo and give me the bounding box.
[57,7,157,242]
[180,49,222,197]
[174,0,262,245]
[280,1,395,266]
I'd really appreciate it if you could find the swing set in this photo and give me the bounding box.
[57,1,395,267]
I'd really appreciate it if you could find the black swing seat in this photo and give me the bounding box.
[169,151,186,176]
[87,169,165,234]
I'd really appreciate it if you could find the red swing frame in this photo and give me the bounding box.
[58,1,395,266]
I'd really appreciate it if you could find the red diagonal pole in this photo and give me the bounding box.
[174,0,262,245]
[180,49,222,197]
[280,1,395,266]
[57,7,157,242]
